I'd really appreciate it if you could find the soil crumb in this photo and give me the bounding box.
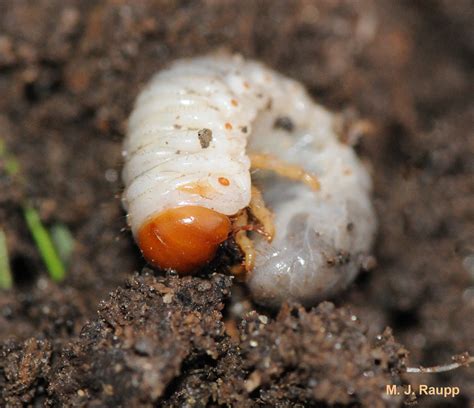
[2,271,406,407]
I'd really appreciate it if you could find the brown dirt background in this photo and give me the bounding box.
[0,0,472,406]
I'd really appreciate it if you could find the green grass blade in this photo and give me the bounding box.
[0,139,20,177]
[0,229,13,289]
[23,206,66,282]
[50,223,74,265]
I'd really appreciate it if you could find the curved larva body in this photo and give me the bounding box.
[122,54,376,307]
[247,107,376,307]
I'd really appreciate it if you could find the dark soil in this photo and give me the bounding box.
[0,0,472,406]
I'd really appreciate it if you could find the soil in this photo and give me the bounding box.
[0,0,472,407]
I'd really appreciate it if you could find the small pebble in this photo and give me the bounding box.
[258,315,268,324]
[134,338,154,356]
[105,168,118,183]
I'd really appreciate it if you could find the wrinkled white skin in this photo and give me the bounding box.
[248,109,376,307]
[122,54,376,307]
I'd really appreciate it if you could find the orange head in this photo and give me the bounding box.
[137,206,231,274]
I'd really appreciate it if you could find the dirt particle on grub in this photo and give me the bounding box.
[198,128,213,148]
[274,116,294,132]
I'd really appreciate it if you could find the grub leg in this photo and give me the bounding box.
[232,210,255,273]
[249,186,275,242]
[249,153,320,191]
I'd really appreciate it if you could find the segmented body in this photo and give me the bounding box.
[122,54,376,307]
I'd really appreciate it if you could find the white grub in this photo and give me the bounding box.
[122,53,376,307]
